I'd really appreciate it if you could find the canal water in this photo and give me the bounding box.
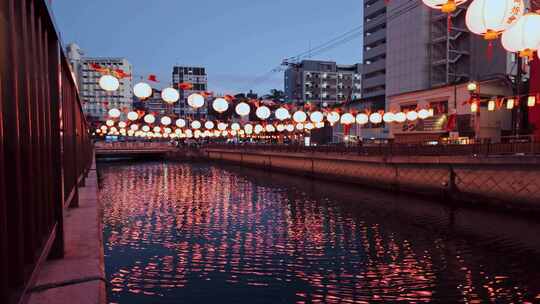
[98,161,540,304]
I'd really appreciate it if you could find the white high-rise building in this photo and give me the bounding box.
[172,66,208,119]
[66,43,133,121]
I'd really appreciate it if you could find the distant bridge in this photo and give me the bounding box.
[95,142,177,158]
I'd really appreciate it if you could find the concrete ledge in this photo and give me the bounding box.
[28,161,105,304]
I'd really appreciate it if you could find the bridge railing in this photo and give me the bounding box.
[0,0,93,302]
[204,142,540,157]
[95,141,173,150]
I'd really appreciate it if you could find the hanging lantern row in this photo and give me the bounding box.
[469,94,538,112]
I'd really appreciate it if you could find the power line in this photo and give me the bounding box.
[244,0,422,91]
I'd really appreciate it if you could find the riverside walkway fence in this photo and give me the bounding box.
[205,141,540,158]
[0,0,93,302]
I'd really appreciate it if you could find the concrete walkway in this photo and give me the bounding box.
[28,162,105,304]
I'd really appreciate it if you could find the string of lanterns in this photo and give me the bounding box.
[422,0,539,60]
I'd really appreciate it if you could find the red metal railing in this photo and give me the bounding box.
[0,0,93,302]
[205,142,540,157]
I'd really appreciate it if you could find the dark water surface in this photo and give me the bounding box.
[98,161,540,303]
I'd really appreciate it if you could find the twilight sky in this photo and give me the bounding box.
[52,0,363,95]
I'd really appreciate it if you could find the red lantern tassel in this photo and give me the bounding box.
[486,41,494,62]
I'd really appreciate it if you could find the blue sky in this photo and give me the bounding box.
[52,0,363,95]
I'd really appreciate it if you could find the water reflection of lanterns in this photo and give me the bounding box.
[471,101,479,113]
[506,98,515,110]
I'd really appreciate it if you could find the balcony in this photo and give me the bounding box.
[364,0,386,19]
[362,74,386,90]
[362,59,386,75]
[364,29,386,47]
[364,43,386,60]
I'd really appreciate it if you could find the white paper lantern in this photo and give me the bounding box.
[217,122,228,131]
[275,107,290,120]
[254,124,264,134]
[296,123,304,130]
[244,124,253,132]
[327,111,340,124]
[395,112,407,123]
[310,111,324,123]
[292,111,307,123]
[277,124,285,132]
[265,124,275,132]
[231,123,241,131]
[205,121,215,130]
[383,112,395,123]
[286,124,295,132]
[256,106,271,120]
[127,111,139,121]
[161,116,172,126]
[418,109,431,119]
[236,102,251,116]
[466,0,524,40]
[188,93,205,109]
[407,111,419,121]
[501,13,540,58]
[144,114,156,124]
[108,108,121,118]
[212,98,229,113]
[142,125,151,132]
[356,113,369,125]
[130,124,139,131]
[133,82,152,99]
[106,119,115,127]
[162,87,180,104]
[153,126,161,133]
[369,113,383,124]
[191,120,201,129]
[305,123,314,130]
[99,75,120,92]
[118,121,127,128]
[422,0,467,13]
[176,118,186,128]
[340,113,355,125]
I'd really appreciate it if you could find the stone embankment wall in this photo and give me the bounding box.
[203,149,540,211]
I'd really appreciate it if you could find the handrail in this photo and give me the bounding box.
[0,0,93,303]
[203,142,540,157]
